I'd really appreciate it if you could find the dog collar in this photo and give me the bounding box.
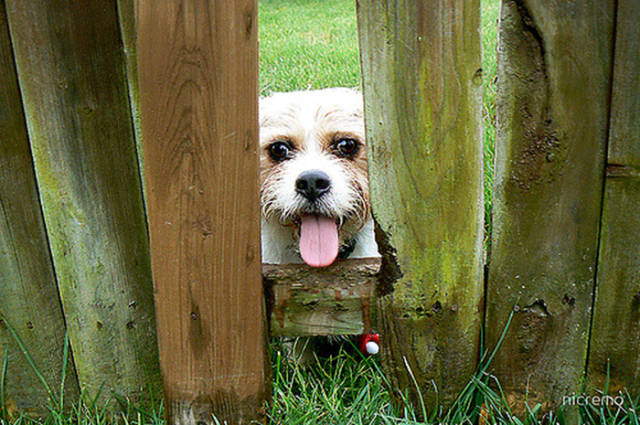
[337,238,356,259]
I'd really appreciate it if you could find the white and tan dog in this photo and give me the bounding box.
[259,87,378,266]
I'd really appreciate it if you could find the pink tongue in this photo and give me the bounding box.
[299,214,339,267]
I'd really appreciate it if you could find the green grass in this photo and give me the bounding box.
[2,1,638,425]
[259,0,361,96]
[481,0,499,250]
[4,330,638,425]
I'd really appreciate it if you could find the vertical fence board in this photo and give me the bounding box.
[588,179,640,395]
[116,0,146,199]
[486,0,614,413]
[357,0,484,412]
[137,2,268,424]
[587,0,640,396]
[605,0,640,170]
[0,1,79,415]
[5,0,161,403]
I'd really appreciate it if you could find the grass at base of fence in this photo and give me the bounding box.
[1,311,637,424]
[2,339,639,425]
[1,310,637,425]
[3,309,637,425]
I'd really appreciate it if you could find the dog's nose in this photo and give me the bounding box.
[296,170,331,201]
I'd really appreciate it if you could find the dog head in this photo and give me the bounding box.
[259,88,370,267]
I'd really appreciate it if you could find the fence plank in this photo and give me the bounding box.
[486,0,615,414]
[265,258,380,337]
[605,0,640,170]
[357,0,484,413]
[5,0,161,404]
[116,0,146,199]
[137,2,268,424]
[587,0,640,396]
[588,178,640,395]
[0,2,79,415]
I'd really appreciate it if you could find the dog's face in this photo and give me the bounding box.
[259,88,370,267]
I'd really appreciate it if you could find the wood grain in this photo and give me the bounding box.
[0,1,79,416]
[357,0,484,414]
[265,258,380,337]
[5,0,161,404]
[137,2,268,424]
[587,0,640,397]
[485,0,614,415]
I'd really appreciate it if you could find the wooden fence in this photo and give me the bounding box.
[0,0,637,424]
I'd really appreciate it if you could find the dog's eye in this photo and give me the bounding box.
[268,142,292,161]
[333,138,359,158]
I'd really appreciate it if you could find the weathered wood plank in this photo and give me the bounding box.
[485,0,615,414]
[587,0,640,397]
[137,2,268,424]
[0,1,79,416]
[5,0,161,404]
[587,179,640,395]
[116,0,146,199]
[265,258,380,337]
[357,0,484,413]
[606,0,640,169]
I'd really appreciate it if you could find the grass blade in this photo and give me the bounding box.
[0,315,59,411]
[1,349,7,419]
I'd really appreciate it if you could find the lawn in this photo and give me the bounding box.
[259,0,362,95]
[3,1,636,425]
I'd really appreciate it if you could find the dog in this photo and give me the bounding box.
[259,87,378,265]
[259,87,379,362]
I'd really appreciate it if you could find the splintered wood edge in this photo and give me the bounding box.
[263,257,381,337]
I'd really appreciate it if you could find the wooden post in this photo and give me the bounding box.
[357,0,484,413]
[137,2,269,424]
[587,0,640,396]
[485,0,615,414]
[0,2,79,416]
[5,0,161,403]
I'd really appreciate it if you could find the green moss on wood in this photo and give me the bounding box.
[5,0,161,405]
[358,0,484,414]
[0,3,79,415]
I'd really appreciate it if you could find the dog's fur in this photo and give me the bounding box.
[259,87,378,264]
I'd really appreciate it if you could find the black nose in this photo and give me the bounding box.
[295,170,331,201]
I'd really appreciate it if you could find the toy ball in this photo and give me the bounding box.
[358,333,380,356]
